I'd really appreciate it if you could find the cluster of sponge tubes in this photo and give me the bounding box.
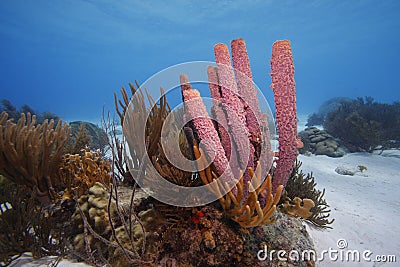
[180,38,300,228]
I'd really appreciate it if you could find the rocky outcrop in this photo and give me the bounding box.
[299,127,346,157]
[159,208,315,267]
[70,183,316,266]
[251,212,316,267]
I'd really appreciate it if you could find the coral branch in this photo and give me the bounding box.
[0,112,70,204]
[58,149,112,197]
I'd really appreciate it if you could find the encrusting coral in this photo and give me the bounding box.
[0,111,70,204]
[323,96,400,152]
[71,182,119,263]
[71,182,160,266]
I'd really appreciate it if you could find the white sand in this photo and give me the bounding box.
[298,151,400,266]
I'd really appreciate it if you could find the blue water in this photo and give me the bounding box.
[0,1,399,122]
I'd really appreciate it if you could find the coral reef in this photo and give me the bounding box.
[0,38,319,266]
[0,99,61,125]
[306,97,352,127]
[280,160,334,228]
[324,97,400,152]
[305,113,325,127]
[0,112,70,204]
[159,206,315,267]
[0,99,19,121]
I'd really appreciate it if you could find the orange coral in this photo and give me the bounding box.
[280,197,315,219]
[193,145,283,228]
[58,149,112,197]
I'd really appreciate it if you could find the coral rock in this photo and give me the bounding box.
[299,127,346,157]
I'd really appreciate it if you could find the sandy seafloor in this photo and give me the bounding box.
[9,115,400,266]
[300,151,400,266]
[297,114,400,266]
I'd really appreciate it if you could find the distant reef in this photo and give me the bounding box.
[306,97,352,127]
[67,121,108,154]
[306,96,400,153]
[0,99,60,124]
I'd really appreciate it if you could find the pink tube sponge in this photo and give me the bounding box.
[231,38,262,143]
[214,43,252,172]
[231,38,273,182]
[270,40,299,193]
[180,74,233,182]
[207,66,232,160]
